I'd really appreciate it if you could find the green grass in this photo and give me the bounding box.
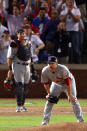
[0,115,87,131]
[56,99,87,107]
[0,98,87,107]
[0,99,87,131]
[0,116,43,130]
[0,99,46,107]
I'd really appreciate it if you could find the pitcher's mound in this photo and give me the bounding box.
[12,122,87,131]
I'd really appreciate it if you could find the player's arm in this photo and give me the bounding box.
[7,41,18,80]
[65,77,71,95]
[41,69,50,98]
[65,77,76,102]
[8,58,12,69]
[43,82,50,99]
[44,83,50,95]
[7,58,13,80]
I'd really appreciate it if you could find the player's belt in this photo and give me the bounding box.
[17,62,29,65]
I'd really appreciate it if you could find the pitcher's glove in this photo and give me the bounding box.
[48,95,59,104]
[4,77,15,91]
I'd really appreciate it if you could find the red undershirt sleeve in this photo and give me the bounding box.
[64,77,71,86]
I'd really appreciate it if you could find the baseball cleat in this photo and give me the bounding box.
[41,123,48,126]
[77,119,84,123]
[21,106,28,112]
[16,106,21,112]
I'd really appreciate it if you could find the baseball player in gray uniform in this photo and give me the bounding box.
[41,56,84,125]
[7,29,32,112]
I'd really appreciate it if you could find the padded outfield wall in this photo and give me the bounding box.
[0,64,87,98]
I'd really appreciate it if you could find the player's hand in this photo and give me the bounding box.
[68,95,76,102]
[7,70,13,80]
[46,94,50,99]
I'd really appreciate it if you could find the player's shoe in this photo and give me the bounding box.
[41,121,48,126]
[77,119,84,123]
[16,106,21,112]
[41,123,48,126]
[21,106,28,112]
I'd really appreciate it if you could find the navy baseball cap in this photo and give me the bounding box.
[48,56,58,63]
[17,29,24,33]
[3,30,9,34]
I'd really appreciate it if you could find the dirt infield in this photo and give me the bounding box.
[0,107,87,116]
[11,123,87,131]
[0,106,87,131]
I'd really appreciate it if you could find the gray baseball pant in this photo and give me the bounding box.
[42,78,84,125]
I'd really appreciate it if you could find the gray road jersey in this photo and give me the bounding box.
[7,40,32,64]
[41,64,74,85]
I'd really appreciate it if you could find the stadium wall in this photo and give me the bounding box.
[0,64,87,98]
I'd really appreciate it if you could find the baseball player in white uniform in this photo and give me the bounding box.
[41,56,84,125]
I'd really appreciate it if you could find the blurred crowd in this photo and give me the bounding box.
[0,0,87,64]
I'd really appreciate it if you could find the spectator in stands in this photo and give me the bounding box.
[52,0,61,8]
[6,0,18,14]
[75,0,87,22]
[0,13,8,40]
[24,0,37,7]
[53,22,69,63]
[42,9,60,55]
[3,0,9,10]
[12,0,18,6]
[56,0,66,14]
[0,30,11,64]
[23,24,45,63]
[0,0,31,36]
[31,0,52,18]
[41,1,52,17]
[60,0,81,64]
[56,0,77,15]
[29,0,43,18]
[24,0,28,5]
[22,16,40,36]
[19,4,25,14]
[32,7,50,40]
[78,19,85,62]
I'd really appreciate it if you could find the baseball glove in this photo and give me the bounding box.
[48,95,59,104]
[4,77,15,91]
